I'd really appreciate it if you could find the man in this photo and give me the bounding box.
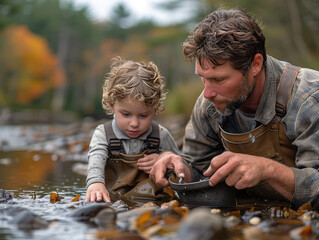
[150,8,319,209]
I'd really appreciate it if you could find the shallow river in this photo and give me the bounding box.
[0,151,93,239]
[0,124,317,240]
[0,124,102,239]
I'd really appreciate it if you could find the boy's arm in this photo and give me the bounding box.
[85,182,110,202]
[86,124,109,201]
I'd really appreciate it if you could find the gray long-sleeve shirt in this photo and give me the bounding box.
[182,55,319,209]
[86,119,180,187]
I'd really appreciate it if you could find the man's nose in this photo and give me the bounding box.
[203,81,217,99]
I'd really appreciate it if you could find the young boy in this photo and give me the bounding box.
[85,57,180,203]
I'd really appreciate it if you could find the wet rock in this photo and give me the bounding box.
[290,225,312,240]
[141,202,158,208]
[93,208,116,229]
[176,208,225,240]
[9,209,48,230]
[256,219,277,233]
[0,189,13,203]
[111,199,131,212]
[69,202,110,221]
[224,215,241,228]
[116,206,157,231]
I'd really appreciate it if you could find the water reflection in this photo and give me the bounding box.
[0,137,91,239]
[0,150,86,198]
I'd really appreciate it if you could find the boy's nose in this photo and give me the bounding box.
[130,117,139,128]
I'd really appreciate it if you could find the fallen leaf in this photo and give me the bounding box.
[300,225,312,238]
[161,200,179,208]
[172,206,189,218]
[50,192,61,203]
[136,211,160,232]
[71,194,81,202]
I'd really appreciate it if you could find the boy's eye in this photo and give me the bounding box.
[121,112,130,117]
[140,114,148,118]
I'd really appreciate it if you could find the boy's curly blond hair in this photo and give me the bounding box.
[102,56,167,115]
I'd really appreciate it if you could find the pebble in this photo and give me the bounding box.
[249,216,261,225]
[224,215,241,228]
[211,208,221,214]
[176,208,225,240]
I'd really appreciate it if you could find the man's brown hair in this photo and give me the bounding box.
[183,8,266,75]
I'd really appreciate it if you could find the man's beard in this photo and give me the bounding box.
[215,76,253,116]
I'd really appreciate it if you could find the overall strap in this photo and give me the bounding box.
[274,65,300,122]
[104,121,121,157]
[146,123,160,154]
[104,121,160,156]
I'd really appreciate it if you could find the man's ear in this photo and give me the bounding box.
[251,53,263,76]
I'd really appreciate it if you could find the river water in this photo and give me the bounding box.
[0,124,317,240]
[0,124,100,239]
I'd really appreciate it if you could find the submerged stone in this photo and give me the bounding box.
[9,209,48,230]
[176,208,225,240]
[69,202,110,221]
[93,208,116,229]
[0,189,13,203]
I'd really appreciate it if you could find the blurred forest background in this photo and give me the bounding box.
[0,0,318,123]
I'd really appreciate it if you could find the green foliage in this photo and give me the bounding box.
[0,0,318,120]
[0,0,22,29]
[165,80,203,118]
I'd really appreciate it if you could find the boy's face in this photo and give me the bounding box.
[111,98,154,138]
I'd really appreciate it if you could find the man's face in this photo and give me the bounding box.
[195,58,254,116]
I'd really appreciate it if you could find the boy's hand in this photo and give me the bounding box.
[137,153,159,174]
[85,182,111,203]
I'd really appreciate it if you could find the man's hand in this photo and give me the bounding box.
[203,151,294,200]
[85,182,111,203]
[137,153,159,174]
[149,151,191,187]
[204,151,266,189]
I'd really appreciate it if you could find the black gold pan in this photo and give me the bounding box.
[168,174,236,208]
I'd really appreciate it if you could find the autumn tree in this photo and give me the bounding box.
[0,25,64,107]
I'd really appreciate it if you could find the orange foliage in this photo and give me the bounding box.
[50,192,61,203]
[0,25,65,104]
